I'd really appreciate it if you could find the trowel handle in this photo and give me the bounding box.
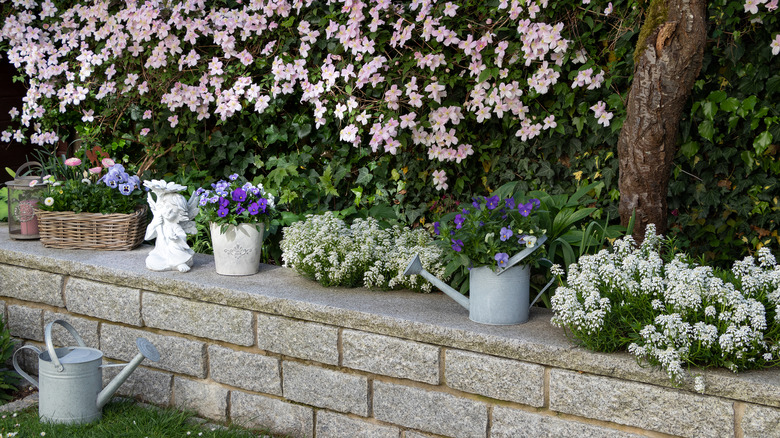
[45,320,87,372]
[12,345,41,388]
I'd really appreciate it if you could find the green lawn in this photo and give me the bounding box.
[0,399,283,438]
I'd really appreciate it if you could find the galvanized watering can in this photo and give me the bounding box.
[404,235,554,325]
[12,320,160,424]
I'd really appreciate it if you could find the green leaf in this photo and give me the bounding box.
[753,131,773,154]
[766,76,780,94]
[356,167,373,185]
[572,117,584,136]
[679,140,700,159]
[698,120,715,142]
[702,101,717,120]
[707,90,728,103]
[478,68,492,83]
[720,97,740,112]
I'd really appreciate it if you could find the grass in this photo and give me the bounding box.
[0,399,282,438]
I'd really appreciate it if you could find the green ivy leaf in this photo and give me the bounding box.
[698,119,715,142]
[702,101,717,120]
[707,90,727,103]
[720,97,740,113]
[679,140,700,159]
[753,131,773,154]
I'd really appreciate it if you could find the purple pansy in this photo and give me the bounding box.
[217,206,229,217]
[232,188,247,202]
[451,239,464,252]
[518,202,533,217]
[495,252,509,268]
[485,195,499,210]
[500,227,513,241]
[454,213,465,229]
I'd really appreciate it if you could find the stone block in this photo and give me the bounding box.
[342,330,439,384]
[257,313,338,364]
[742,404,780,438]
[103,365,173,406]
[549,369,734,438]
[174,376,228,421]
[7,305,42,341]
[208,345,281,395]
[65,278,141,326]
[283,361,368,416]
[491,406,645,438]
[101,324,206,377]
[445,349,544,406]
[0,265,64,307]
[373,380,487,438]
[142,292,253,346]
[231,390,313,438]
[43,311,99,348]
[316,410,400,438]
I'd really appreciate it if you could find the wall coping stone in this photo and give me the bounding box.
[2,228,780,408]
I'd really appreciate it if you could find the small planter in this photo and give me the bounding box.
[36,206,148,250]
[210,222,264,276]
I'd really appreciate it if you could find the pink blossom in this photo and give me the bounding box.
[101,158,115,167]
[88,166,102,174]
[64,158,82,166]
[168,115,179,127]
[772,34,780,56]
[432,169,448,191]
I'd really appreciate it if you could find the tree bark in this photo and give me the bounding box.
[617,0,707,240]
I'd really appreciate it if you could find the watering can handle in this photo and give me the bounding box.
[530,258,557,306]
[496,235,548,276]
[12,345,41,388]
[15,161,43,178]
[45,320,87,373]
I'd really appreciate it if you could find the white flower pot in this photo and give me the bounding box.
[210,222,264,276]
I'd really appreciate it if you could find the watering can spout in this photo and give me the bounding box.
[97,338,160,409]
[404,254,470,310]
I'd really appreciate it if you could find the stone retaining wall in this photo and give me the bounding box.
[2,229,780,438]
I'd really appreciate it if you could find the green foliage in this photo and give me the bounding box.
[669,2,780,265]
[0,187,8,222]
[0,316,19,402]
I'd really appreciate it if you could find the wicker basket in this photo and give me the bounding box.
[36,206,148,250]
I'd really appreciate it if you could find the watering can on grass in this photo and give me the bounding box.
[13,320,160,424]
[404,235,555,325]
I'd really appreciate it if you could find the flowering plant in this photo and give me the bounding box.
[434,194,544,272]
[36,157,144,214]
[551,225,780,390]
[195,174,275,226]
[280,212,446,292]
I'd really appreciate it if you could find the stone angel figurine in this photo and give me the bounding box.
[143,179,200,272]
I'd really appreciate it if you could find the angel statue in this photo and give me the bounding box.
[143,179,200,272]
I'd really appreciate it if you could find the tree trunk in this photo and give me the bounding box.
[617,0,707,240]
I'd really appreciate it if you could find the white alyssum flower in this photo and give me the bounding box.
[280,212,446,292]
[551,224,780,385]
